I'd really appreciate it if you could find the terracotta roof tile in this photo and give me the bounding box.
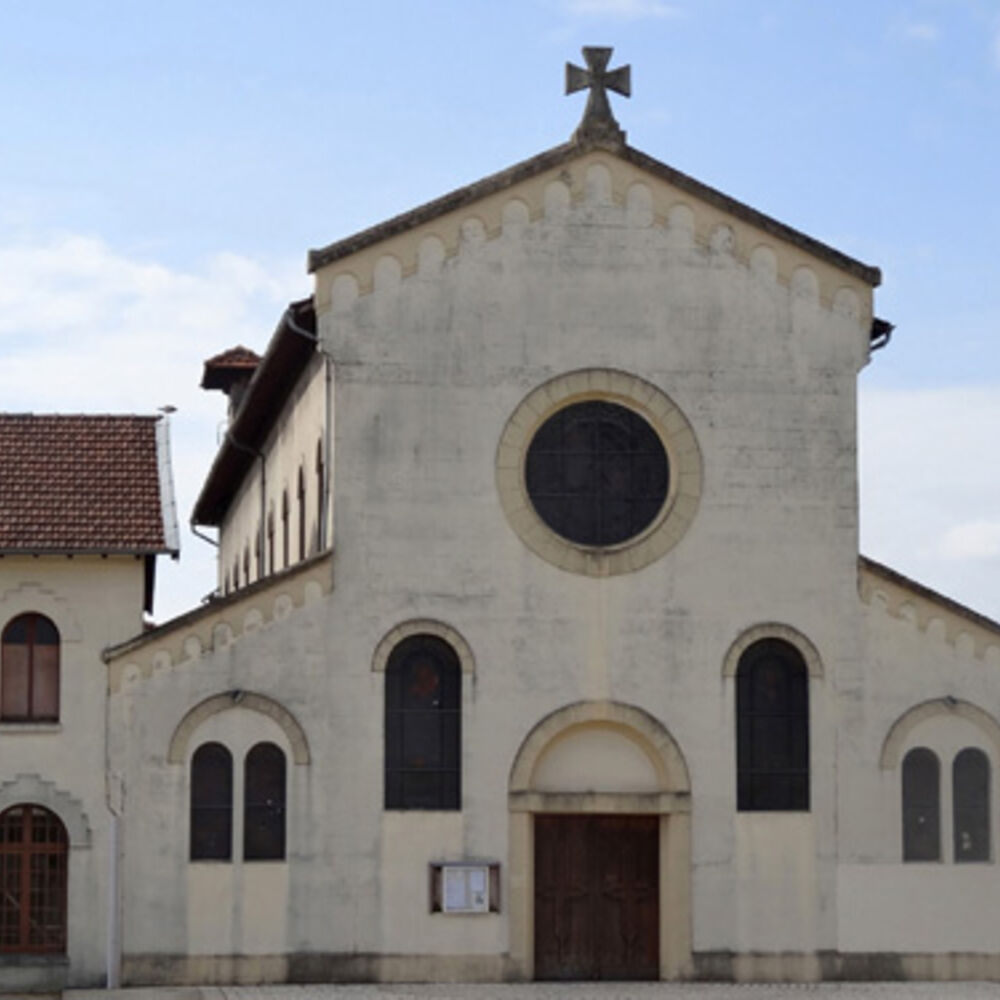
[203,345,261,370]
[0,414,171,554]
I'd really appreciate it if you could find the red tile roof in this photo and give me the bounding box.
[203,345,261,369]
[0,414,174,554]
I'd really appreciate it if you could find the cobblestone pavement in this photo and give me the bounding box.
[63,982,1000,1000]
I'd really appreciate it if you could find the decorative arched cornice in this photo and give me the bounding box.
[0,774,91,847]
[880,698,1000,770]
[721,622,823,679]
[167,691,310,765]
[371,619,476,674]
[509,700,690,794]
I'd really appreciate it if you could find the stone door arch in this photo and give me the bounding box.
[507,700,692,980]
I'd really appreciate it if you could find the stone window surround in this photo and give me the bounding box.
[496,369,703,577]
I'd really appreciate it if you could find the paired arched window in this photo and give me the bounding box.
[190,741,286,861]
[190,742,233,860]
[736,638,809,811]
[902,746,991,862]
[385,634,461,810]
[902,747,940,861]
[244,742,286,861]
[0,805,68,953]
[1,613,60,722]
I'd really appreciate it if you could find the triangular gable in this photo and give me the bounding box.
[308,136,880,319]
[860,556,1000,663]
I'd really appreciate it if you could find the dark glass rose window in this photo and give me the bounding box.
[525,401,669,546]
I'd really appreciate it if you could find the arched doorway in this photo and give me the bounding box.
[0,804,69,953]
[507,701,691,981]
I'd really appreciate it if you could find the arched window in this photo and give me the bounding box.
[902,747,940,861]
[953,747,990,862]
[736,638,809,811]
[267,509,275,575]
[297,466,306,562]
[0,805,68,953]
[190,742,233,861]
[385,634,461,810]
[281,489,290,570]
[244,742,286,861]
[2,613,60,722]
[316,438,325,551]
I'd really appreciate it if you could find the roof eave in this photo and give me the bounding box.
[192,299,317,527]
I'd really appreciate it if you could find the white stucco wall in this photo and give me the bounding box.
[0,555,147,989]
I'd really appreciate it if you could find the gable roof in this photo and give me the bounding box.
[308,135,882,288]
[0,413,179,557]
[201,345,261,390]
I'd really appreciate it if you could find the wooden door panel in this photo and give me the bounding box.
[534,814,659,981]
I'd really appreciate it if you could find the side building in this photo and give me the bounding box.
[0,414,178,991]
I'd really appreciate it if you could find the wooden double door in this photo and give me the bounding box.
[534,814,659,980]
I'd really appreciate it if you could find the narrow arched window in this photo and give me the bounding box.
[297,466,306,562]
[0,805,68,953]
[244,742,286,861]
[385,634,461,810]
[953,748,990,862]
[2,613,60,722]
[267,509,275,575]
[190,742,233,861]
[281,489,290,570]
[902,747,940,861]
[736,638,809,811]
[315,438,325,551]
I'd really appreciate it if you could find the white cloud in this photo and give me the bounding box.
[860,385,1000,621]
[940,521,1000,560]
[901,21,939,42]
[562,0,682,20]
[0,232,307,621]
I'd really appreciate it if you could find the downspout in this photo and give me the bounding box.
[103,669,124,987]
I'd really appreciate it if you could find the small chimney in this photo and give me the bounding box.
[201,346,261,423]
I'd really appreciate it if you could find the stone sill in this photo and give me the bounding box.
[0,722,62,735]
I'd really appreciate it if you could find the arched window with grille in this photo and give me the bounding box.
[1,613,60,722]
[385,634,461,810]
[902,746,940,861]
[736,638,809,811]
[953,747,990,863]
[244,742,286,861]
[0,805,68,953]
[190,742,233,860]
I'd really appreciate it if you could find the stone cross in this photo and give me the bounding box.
[565,46,631,144]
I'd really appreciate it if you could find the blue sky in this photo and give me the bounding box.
[1,1,998,621]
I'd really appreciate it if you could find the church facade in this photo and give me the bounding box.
[3,51,1000,990]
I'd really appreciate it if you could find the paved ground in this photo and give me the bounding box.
[62,983,1000,1000]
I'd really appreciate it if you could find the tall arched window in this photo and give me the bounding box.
[281,489,290,570]
[736,638,809,811]
[953,747,990,863]
[315,438,325,551]
[1,613,60,722]
[190,742,233,860]
[244,742,286,861]
[385,634,461,810]
[297,466,306,562]
[0,805,68,953]
[902,747,940,861]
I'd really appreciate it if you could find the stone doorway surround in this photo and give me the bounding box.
[507,700,692,981]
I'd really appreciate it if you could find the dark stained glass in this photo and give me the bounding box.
[385,635,461,810]
[736,639,810,811]
[190,742,233,860]
[525,401,669,546]
[953,747,989,863]
[244,742,286,861]
[902,747,940,861]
